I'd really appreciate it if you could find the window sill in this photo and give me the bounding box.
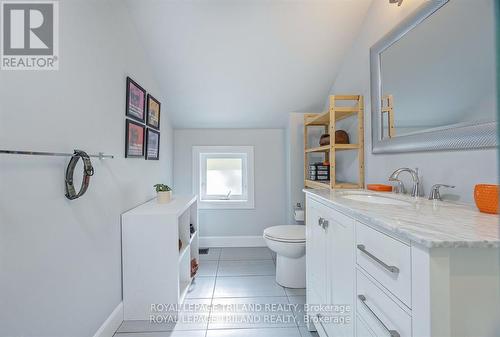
[198,199,255,210]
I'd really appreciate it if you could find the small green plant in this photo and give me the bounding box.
[154,184,171,192]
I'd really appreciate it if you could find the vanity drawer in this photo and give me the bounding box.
[356,223,411,307]
[356,270,412,337]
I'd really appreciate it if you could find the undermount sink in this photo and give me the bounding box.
[340,193,410,206]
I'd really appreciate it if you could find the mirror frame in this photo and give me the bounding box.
[370,0,497,153]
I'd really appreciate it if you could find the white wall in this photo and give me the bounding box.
[286,114,305,223]
[327,0,497,203]
[124,0,373,129]
[174,129,286,240]
[0,1,173,336]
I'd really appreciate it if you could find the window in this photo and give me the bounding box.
[193,146,254,209]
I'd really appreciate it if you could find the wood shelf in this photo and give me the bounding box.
[305,179,330,189]
[305,112,329,126]
[304,95,365,191]
[334,110,358,122]
[305,109,358,126]
[334,182,362,189]
[305,145,330,153]
[305,144,359,153]
[333,95,361,101]
[335,144,359,151]
[305,179,361,190]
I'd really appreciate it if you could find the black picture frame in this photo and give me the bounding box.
[125,76,146,123]
[146,94,161,130]
[125,119,145,158]
[145,128,160,160]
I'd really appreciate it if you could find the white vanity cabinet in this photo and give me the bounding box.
[306,196,356,337]
[305,192,500,337]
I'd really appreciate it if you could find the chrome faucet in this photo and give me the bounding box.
[389,168,421,197]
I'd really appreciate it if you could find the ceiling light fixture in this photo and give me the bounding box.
[389,0,403,6]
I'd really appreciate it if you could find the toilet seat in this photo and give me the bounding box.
[263,225,305,243]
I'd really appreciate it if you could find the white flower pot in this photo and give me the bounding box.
[157,191,172,204]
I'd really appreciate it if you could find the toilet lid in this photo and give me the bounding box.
[264,225,305,242]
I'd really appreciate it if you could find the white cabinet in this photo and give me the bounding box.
[306,197,355,337]
[305,193,500,337]
[121,195,199,320]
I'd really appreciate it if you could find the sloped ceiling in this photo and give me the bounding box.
[125,0,372,128]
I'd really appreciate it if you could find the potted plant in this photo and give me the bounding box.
[154,184,172,204]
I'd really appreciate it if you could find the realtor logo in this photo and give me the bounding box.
[1,1,59,70]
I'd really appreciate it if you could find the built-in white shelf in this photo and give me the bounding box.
[179,243,190,263]
[190,231,198,244]
[121,195,199,320]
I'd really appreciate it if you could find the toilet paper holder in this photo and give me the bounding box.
[294,203,305,222]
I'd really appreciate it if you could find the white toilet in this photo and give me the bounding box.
[263,225,306,288]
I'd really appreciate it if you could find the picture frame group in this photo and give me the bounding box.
[125,76,161,160]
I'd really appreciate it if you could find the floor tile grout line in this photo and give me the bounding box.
[218,259,274,262]
[210,274,279,278]
[118,246,312,337]
[204,251,221,332]
[210,293,290,300]
[215,274,276,278]
[286,291,303,332]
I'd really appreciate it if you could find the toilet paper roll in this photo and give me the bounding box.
[294,209,305,222]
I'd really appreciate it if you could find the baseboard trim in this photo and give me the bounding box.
[200,235,266,248]
[93,302,123,337]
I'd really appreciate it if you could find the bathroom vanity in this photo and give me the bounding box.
[304,189,499,337]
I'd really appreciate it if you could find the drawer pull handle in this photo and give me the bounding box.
[357,244,400,274]
[318,218,329,230]
[358,295,400,337]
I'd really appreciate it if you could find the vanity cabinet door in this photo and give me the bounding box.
[306,197,356,337]
[323,209,356,337]
[306,199,329,309]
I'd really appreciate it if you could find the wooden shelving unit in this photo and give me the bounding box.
[304,95,365,190]
[381,94,395,138]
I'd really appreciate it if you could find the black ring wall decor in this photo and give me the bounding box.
[65,150,94,200]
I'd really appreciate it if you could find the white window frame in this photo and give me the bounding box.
[192,146,255,209]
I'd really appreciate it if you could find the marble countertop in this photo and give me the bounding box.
[303,189,499,248]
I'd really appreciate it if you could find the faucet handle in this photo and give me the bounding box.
[390,179,406,194]
[428,184,455,201]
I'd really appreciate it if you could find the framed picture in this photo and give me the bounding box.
[125,119,145,158]
[147,94,161,130]
[145,128,160,160]
[126,77,146,122]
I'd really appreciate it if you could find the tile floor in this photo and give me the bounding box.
[114,247,318,337]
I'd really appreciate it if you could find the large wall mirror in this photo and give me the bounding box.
[370,0,497,153]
